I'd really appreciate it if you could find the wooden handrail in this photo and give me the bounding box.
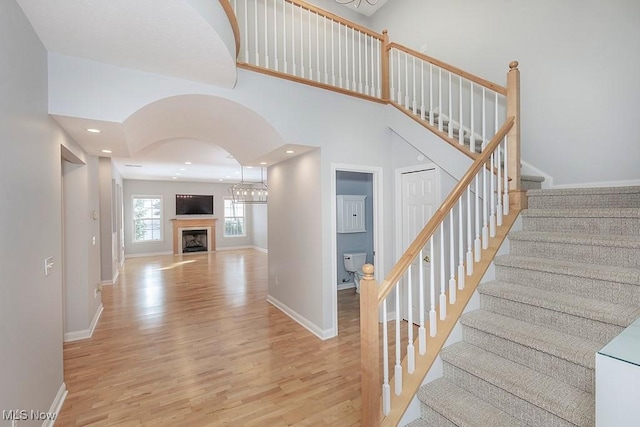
[285,0,384,40]
[220,0,241,59]
[387,42,507,96]
[377,116,515,303]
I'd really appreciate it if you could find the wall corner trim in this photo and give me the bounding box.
[44,382,68,427]
[266,295,335,340]
[63,303,103,342]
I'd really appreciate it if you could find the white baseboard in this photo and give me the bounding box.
[64,303,103,342]
[125,251,173,259]
[267,295,334,340]
[252,246,268,254]
[520,159,554,188]
[44,382,67,427]
[551,178,640,189]
[337,282,355,291]
[101,270,119,286]
[216,245,253,251]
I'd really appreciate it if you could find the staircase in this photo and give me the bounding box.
[411,186,640,426]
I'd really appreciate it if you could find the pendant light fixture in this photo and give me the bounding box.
[229,166,268,204]
[334,0,378,8]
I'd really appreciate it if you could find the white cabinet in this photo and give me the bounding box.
[337,195,366,233]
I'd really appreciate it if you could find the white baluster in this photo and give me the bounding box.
[407,266,415,374]
[330,20,335,86]
[364,35,369,95]
[474,172,481,262]
[429,64,434,125]
[482,89,489,249]
[338,21,342,87]
[282,0,287,74]
[390,49,394,102]
[254,0,260,65]
[244,0,249,62]
[291,2,295,75]
[418,248,426,355]
[344,25,349,90]
[438,68,443,132]
[497,135,503,227]
[358,31,363,93]
[412,56,417,114]
[352,28,356,91]
[420,61,425,120]
[323,17,327,84]
[373,37,378,97]
[470,82,475,152]
[439,225,446,320]
[449,210,456,304]
[504,136,510,216]
[316,13,320,82]
[457,199,465,290]
[404,53,409,109]
[397,50,401,104]
[395,283,402,395]
[376,38,382,98]
[466,186,473,275]
[429,237,437,337]
[382,299,390,416]
[265,0,269,69]
[307,10,312,79]
[448,72,453,138]
[299,5,304,78]
[490,149,496,237]
[273,0,278,72]
[459,76,463,145]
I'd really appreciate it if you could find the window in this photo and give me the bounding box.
[133,196,163,242]
[224,198,245,237]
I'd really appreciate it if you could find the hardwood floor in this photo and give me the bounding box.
[58,250,363,426]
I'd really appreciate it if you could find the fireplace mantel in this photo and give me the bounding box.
[171,218,217,254]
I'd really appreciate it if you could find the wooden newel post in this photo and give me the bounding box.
[360,263,381,426]
[381,30,390,101]
[507,60,526,210]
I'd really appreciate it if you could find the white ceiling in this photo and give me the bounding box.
[17,0,330,183]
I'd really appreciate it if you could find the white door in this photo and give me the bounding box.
[401,168,437,324]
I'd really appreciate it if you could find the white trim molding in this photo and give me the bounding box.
[267,295,334,340]
[43,383,68,427]
[64,303,103,342]
[125,251,173,259]
[552,178,640,189]
[252,246,268,253]
[337,282,355,291]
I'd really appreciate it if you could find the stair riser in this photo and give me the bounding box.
[523,216,640,236]
[419,406,457,427]
[480,294,624,345]
[443,363,575,427]
[528,194,640,209]
[521,180,543,191]
[495,265,640,306]
[510,239,639,269]
[462,326,594,393]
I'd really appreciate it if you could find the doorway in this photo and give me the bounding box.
[396,165,439,323]
[331,164,383,337]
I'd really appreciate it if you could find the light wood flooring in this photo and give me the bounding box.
[58,250,363,426]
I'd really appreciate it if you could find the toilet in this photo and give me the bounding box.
[343,252,368,294]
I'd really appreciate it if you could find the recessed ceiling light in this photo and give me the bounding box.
[101,149,112,154]
[179,168,186,171]
[124,164,143,168]
[218,179,224,182]
[172,176,178,180]
[285,150,295,154]
[247,166,253,169]
[86,128,101,133]
[225,176,231,178]
[185,162,192,165]
[260,162,267,165]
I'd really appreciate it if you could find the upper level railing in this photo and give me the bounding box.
[227,1,524,425]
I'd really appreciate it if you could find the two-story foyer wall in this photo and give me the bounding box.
[123,179,266,257]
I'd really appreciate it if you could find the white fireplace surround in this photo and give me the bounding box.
[178,227,212,254]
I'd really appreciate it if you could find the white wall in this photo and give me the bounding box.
[0,0,70,422]
[250,203,268,250]
[62,156,102,339]
[370,0,640,187]
[123,179,257,256]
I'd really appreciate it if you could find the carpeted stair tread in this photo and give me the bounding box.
[417,378,525,427]
[441,342,594,427]
[461,310,599,369]
[479,281,640,327]
[521,174,545,183]
[521,207,640,219]
[405,418,432,427]
[494,255,640,286]
[509,230,640,249]
[527,186,640,197]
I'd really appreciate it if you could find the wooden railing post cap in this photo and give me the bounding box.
[509,61,519,70]
[362,264,374,279]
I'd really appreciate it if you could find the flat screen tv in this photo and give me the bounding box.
[176,194,214,215]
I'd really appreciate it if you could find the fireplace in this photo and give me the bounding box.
[172,218,217,254]
[182,229,208,253]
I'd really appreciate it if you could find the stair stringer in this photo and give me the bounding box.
[382,209,522,427]
[387,104,473,182]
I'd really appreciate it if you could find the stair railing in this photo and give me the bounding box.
[230,0,386,102]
